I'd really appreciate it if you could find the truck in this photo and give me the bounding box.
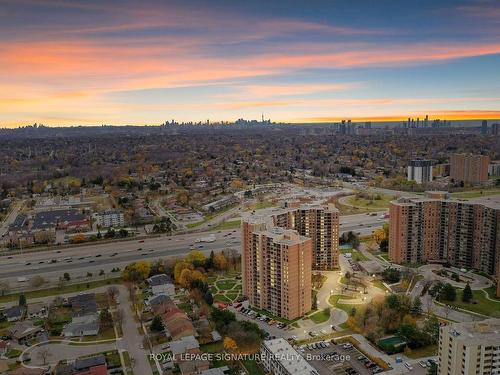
[195,234,216,243]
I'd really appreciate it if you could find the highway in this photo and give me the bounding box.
[0,212,387,287]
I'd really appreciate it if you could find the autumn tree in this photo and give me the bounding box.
[122,261,151,282]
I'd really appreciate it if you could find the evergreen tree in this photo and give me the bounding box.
[462,282,473,303]
[151,315,164,332]
[411,297,422,316]
[18,293,27,306]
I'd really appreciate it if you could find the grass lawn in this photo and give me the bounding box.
[241,359,265,375]
[372,280,390,292]
[446,288,500,316]
[329,294,366,315]
[345,193,393,210]
[214,294,232,303]
[484,286,500,301]
[5,348,22,359]
[82,327,116,341]
[201,341,224,353]
[450,188,500,199]
[405,344,438,359]
[344,249,369,262]
[215,280,237,290]
[187,204,237,228]
[211,219,241,231]
[0,277,121,303]
[309,308,331,324]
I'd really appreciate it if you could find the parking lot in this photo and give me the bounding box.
[296,340,384,375]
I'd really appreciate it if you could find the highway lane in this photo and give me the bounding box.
[0,214,386,284]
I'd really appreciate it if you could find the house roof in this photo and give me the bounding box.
[32,209,87,230]
[68,293,98,315]
[74,354,106,371]
[63,314,99,336]
[4,305,24,318]
[170,335,200,356]
[74,364,108,375]
[147,274,172,286]
[8,321,42,340]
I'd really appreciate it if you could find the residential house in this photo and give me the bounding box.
[147,274,175,296]
[3,306,24,322]
[7,368,45,375]
[170,336,209,375]
[0,340,8,357]
[162,306,196,340]
[63,294,100,337]
[8,321,43,345]
[200,367,231,375]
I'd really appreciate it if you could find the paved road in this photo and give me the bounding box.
[0,200,22,237]
[0,213,383,286]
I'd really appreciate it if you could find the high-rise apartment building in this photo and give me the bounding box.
[450,153,490,184]
[389,193,500,297]
[407,159,433,184]
[481,119,489,135]
[241,203,339,319]
[438,319,500,375]
[492,123,500,136]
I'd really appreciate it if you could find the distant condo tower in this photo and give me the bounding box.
[407,159,433,184]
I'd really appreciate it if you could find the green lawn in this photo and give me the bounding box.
[211,219,241,231]
[484,286,500,301]
[372,280,390,292]
[241,359,265,375]
[446,287,500,316]
[252,200,276,210]
[309,308,331,324]
[215,280,237,290]
[0,277,121,303]
[187,204,237,228]
[450,188,500,199]
[345,193,393,210]
[214,294,232,303]
[329,294,366,315]
[404,344,438,359]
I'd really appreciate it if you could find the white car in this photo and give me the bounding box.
[418,361,427,368]
[404,362,413,370]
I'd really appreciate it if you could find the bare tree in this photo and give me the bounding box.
[37,347,52,365]
[114,308,124,329]
[30,275,46,288]
[0,281,10,296]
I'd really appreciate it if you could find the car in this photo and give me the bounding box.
[95,254,102,257]
[342,343,353,349]
[88,260,95,263]
[138,240,144,243]
[25,262,31,265]
[371,367,382,374]
[7,256,13,259]
[404,362,413,370]
[291,335,298,341]
[419,361,427,368]
[357,355,365,361]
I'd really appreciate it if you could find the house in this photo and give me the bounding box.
[200,366,231,375]
[170,336,209,375]
[3,306,24,322]
[147,274,175,296]
[27,303,48,319]
[74,364,108,375]
[162,307,196,340]
[148,294,175,315]
[73,355,106,372]
[63,314,99,337]
[8,321,43,345]
[67,293,98,315]
[93,210,125,228]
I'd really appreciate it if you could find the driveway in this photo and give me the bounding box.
[26,341,116,366]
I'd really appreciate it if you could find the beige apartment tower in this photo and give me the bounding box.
[438,319,500,375]
[389,193,500,297]
[450,153,490,184]
[241,203,339,319]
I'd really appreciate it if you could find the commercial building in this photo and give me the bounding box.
[260,338,319,375]
[389,193,500,297]
[241,203,339,319]
[93,210,124,228]
[450,153,490,184]
[407,159,433,184]
[438,318,500,375]
[489,162,500,177]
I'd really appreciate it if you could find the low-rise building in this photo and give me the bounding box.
[93,210,125,228]
[3,306,24,322]
[27,303,48,319]
[260,338,319,375]
[8,321,43,344]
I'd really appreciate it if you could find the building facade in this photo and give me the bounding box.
[450,153,490,184]
[389,193,500,297]
[94,210,125,228]
[260,338,319,375]
[438,319,500,375]
[407,159,433,184]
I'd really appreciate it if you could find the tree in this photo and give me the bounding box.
[107,286,119,304]
[29,275,46,288]
[439,283,456,302]
[462,282,473,303]
[427,362,438,375]
[379,239,389,252]
[204,291,214,305]
[0,281,10,296]
[382,268,401,283]
[411,297,422,316]
[214,253,228,270]
[63,272,71,281]
[122,261,151,282]
[19,293,27,307]
[99,308,113,330]
[37,347,51,365]
[223,336,238,352]
[151,315,164,332]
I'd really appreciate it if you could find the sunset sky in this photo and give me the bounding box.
[1,0,500,126]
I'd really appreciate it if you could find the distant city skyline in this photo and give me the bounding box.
[2,0,500,126]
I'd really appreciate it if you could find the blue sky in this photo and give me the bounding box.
[1,0,500,125]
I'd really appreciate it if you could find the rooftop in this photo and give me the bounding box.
[262,338,319,375]
[444,318,500,345]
